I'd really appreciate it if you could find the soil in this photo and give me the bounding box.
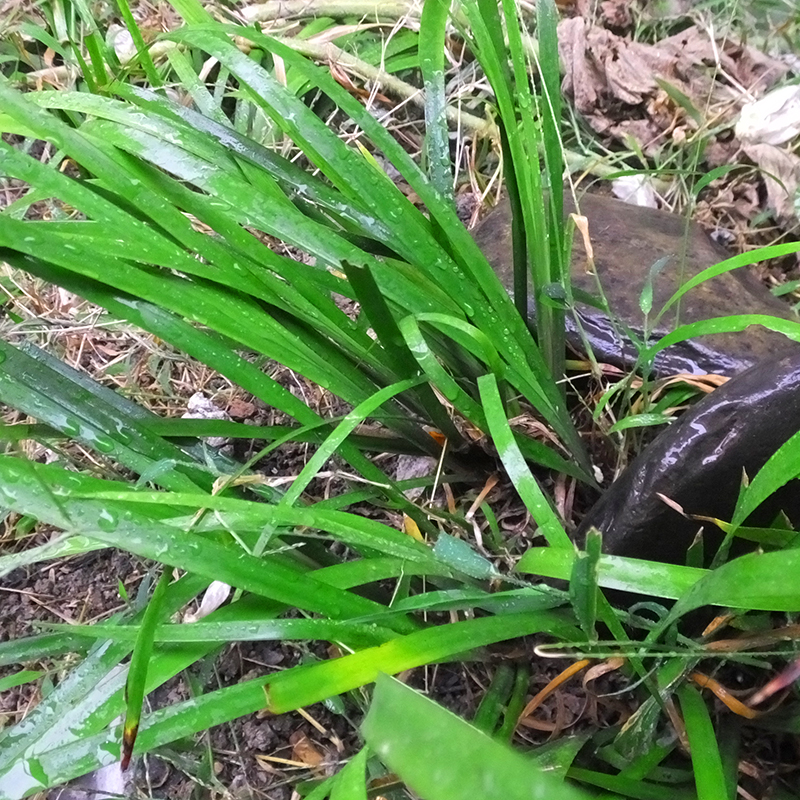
[0,549,147,727]
[3,3,800,799]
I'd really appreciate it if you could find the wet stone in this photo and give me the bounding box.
[472,192,800,564]
[576,351,800,564]
[472,191,799,377]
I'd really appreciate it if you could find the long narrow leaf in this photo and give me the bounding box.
[363,675,591,800]
[419,0,453,199]
[478,374,571,547]
[677,685,728,800]
[122,570,170,769]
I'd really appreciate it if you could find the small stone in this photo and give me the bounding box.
[228,398,256,419]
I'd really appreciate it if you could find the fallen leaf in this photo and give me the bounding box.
[557,19,787,154]
[403,514,424,542]
[227,398,256,419]
[611,175,659,208]
[742,142,800,222]
[289,731,325,773]
[183,580,231,623]
[736,84,800,146]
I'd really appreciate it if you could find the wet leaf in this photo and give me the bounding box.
[362,675,591,800]
[433,534,496,580]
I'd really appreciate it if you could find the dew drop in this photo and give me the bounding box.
[97,510,118,532]
[3,464,23,483]
[0,487,17,503]
[94,435,115,454]
[62,417,81,437]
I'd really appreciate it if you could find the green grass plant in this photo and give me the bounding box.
[2,1,800,799]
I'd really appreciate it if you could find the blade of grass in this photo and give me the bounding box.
[495,663,530,742]
[330,747,368,800]
[264,611,581,712]
[566,767,694,799]
[540,0,572,385]
[518,546,707,599]
[654,241,800,323]
[0,634,89,668]
[0,533,105,578]
[115,0,161,87]
[676,684,728,800]
[644,314,800,364]
[0,671,45,694]
[570,528,601,642]
[731,427,800,529]
[478,374,571,547]
[43,618,395,648]
[279,378,421,507]
[419,0,453,201]
[472,663,514,735]
[0,439,441,570]
[656,549,800,634]
[512,0,566,381]
[362,674,591,800]
[121,569,169,770]
[83,490,446,568]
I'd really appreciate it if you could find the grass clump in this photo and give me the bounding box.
[1,1,800,799]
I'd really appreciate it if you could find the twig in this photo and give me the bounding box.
[241,1,420,24]
[267,34,498,138]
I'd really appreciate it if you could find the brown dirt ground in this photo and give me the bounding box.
[3,2,800,798]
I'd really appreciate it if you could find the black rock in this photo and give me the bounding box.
[473,192,797,376]
[577,351,800,564]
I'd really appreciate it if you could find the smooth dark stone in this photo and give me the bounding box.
[473,192,800,564]
[575,351,800,564]
[473,192,798,376]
